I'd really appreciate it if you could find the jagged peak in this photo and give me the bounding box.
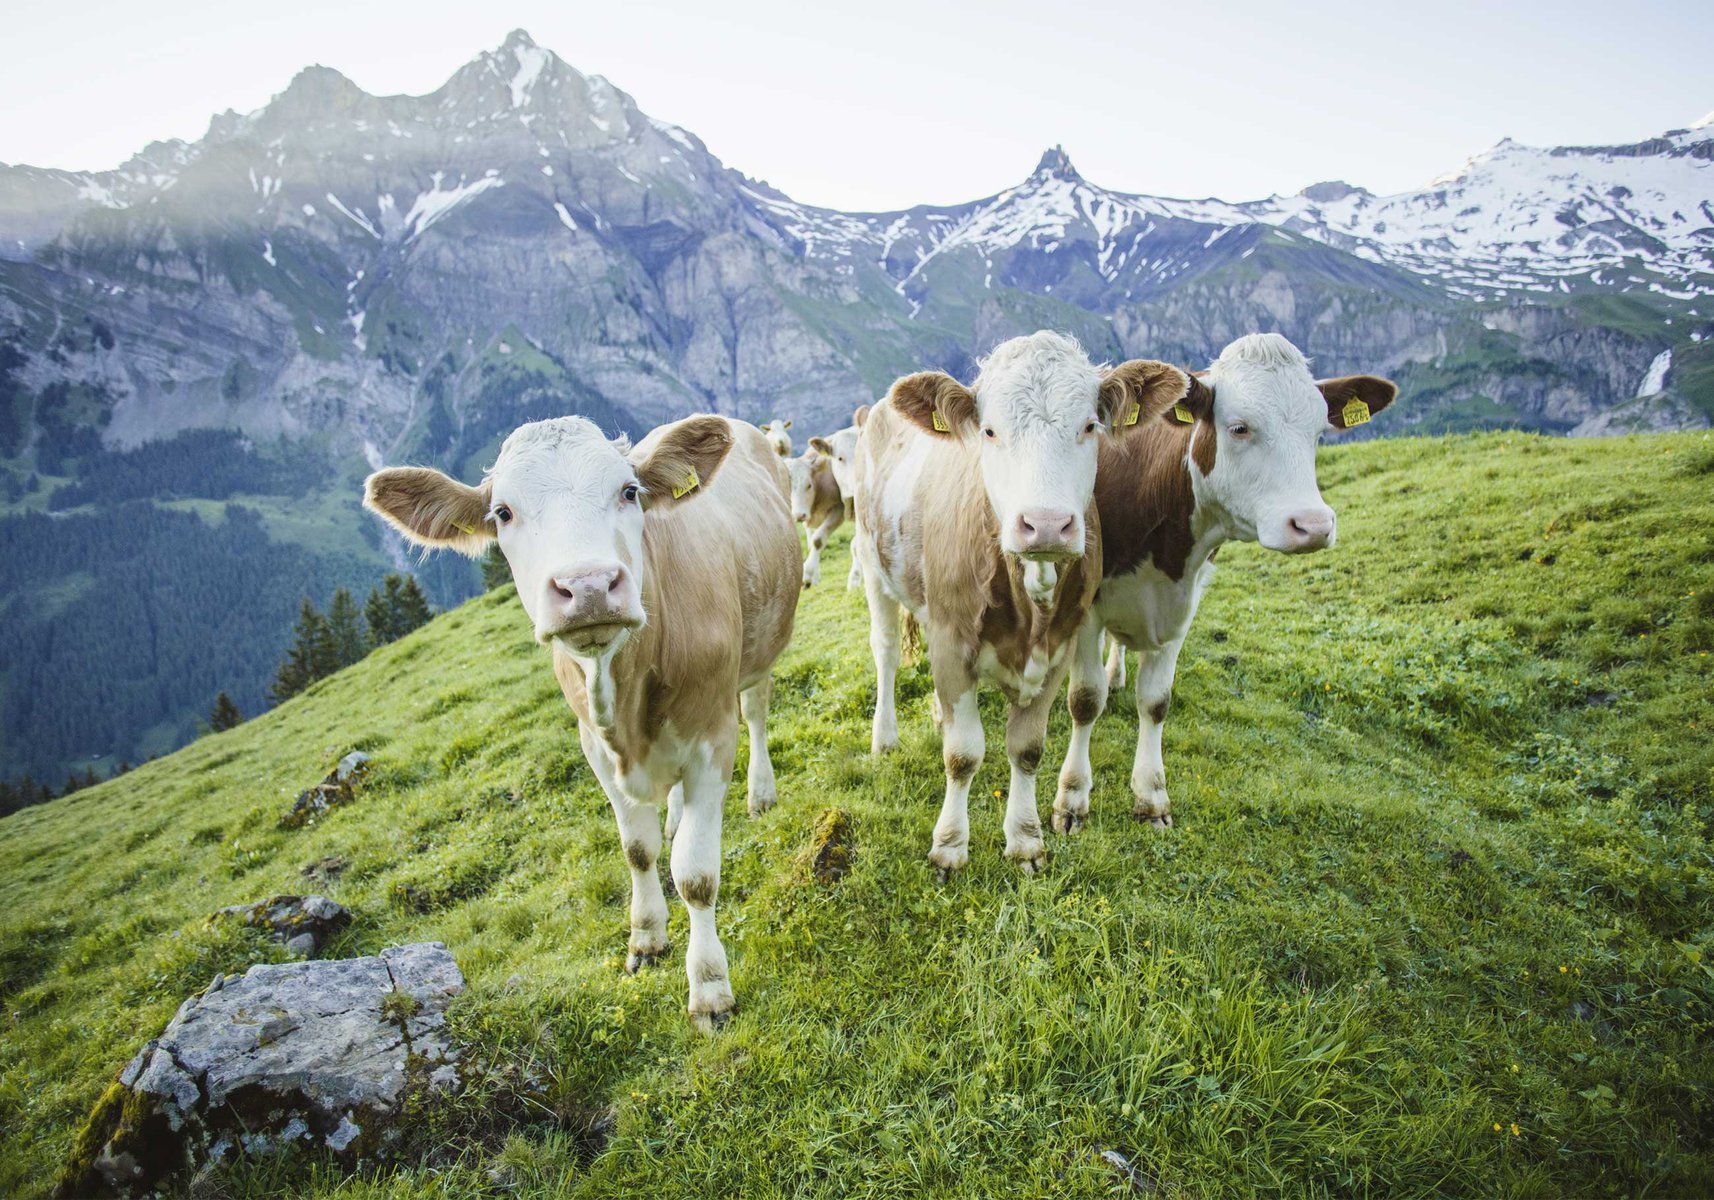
[499,28,538,51]
[1297,180,1368,204]
[1033,145,1080,181]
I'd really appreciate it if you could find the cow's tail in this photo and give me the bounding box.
[901,612,924,666]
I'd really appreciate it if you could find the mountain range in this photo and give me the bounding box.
[0,29,1710,784]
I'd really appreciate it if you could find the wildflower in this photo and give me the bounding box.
[993,790,1002,797]
[1493,1122,1503,1133]
[1559,965,1568,974]
[1510,1063,1519,1073]
[1511,1123,1521,1137]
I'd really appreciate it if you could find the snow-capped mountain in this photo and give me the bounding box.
[1,28,1708,786]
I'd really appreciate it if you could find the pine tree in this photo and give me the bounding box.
[62,773,82,797]
[272,596,328,703]
[0,781,17,816]
[327,587,367,667]
[365,583,394,648]
[210,691,243,732]
[394,575,433,635]
[481,545,511,591]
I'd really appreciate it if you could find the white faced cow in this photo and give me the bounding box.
[761,418,793,458]
[806,405,869,589]
[853,332,1187,877]
[785,444,846,589]
[363,415,800,1029]
[1051,332,1397,834]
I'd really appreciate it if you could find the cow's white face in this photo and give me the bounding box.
[890,332,1188,561]
[762,419,792,458]
[785,451,817,523]
[485,418,651,653]
[362,415,735,659]
[1190,333,1395,553]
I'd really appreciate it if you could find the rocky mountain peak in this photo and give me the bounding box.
[1033,145,1080,181]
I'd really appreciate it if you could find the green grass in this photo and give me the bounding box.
[2,431,1712,1198]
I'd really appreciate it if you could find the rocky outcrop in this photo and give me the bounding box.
[56,943,464,1198]
[212,894,351,956]
[280,751,370,829]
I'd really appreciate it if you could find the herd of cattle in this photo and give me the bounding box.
[364,330,1397,1027]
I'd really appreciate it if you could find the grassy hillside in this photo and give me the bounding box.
[2,432,1712,1198]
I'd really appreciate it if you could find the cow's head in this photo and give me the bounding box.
[761,419,793,457]
[363,415,733,656]
[1179,332,1396,553]
[807,424,861,500]
[785,449,826,524]
[892,331,1186,559]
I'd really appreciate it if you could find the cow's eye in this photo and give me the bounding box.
[1084,420,1098,435]
[982,427,996,440]
[621,483,640,504]
[492,504,514,525]
[1228,423,1251,439]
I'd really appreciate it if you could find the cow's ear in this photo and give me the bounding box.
[1174,375,1216,424]
[891,371,976,438]
[630,415,734,510]
[1098,360,1189,436]
[853,403,871,428]
[807,436,834,457]
[782,419,792,430]
[364,468,494,556]
[1320,375,1397,431]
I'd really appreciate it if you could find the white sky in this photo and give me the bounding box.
[1,0,1709,211]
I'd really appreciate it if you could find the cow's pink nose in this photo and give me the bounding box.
[1283,509,1335,552]
[1016,508,1080,556]
[545,564,637,632]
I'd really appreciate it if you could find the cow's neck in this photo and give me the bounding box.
[1095,420,1224,584]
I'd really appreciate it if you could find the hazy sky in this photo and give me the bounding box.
[2,0,1709,211]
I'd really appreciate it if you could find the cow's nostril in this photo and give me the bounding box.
[607,572,625,594]
[552,579,576,600]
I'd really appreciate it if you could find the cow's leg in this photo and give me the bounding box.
[1131,636,1186,828]
[846,551,863,591]
[864,570,902,754]
[739,677,776,817]
[802,514,838,588]
[672,725,739,1030]
[665,783,684,841]
[1054,618,1107,835]
[1003,664,1066,872]
[1105,634,1127,690]
[929,682,983,881]
[580,725,669,971]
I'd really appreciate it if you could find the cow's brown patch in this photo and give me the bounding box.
[890,371,977,438]
[677,874,718,908]
[946,753,980,782]
[1014,743,1042,774]
[1098,360,1190,434]
[1093,419,1199,583]
[1069,686,1102,725]
[1148,698,1170,725]
[624,840,653,872]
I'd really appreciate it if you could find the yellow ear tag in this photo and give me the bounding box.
[1124,402,1140,427]
[1341,397,1372,428]
[1172,403,1195,424]
[932,410,951,433]
[671,469,700,500]
[453,521,477,535]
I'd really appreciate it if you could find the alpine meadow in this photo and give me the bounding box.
[3,14,1714,1200]
[3,431,1712,1197]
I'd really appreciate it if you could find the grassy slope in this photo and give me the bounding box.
[2,432,1712,1199]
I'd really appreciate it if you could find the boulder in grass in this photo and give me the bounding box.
[212,894,352,956]
[280,751,370,829]
[55,943,464,1198]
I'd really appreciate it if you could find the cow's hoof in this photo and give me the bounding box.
[690,1005,735,1034]
[1051,809,1085,836]
[871,732,899,755]
[748,793,777,818]
[929,843,968,882]
[1132,805,1173,829]
[626,946,669,973]
[1005,840,1047,874]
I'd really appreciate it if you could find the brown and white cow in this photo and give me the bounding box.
[1051,332,1397,834]
[806,405,870,589]
[363,414,799,1029]
[785,444,846,588]
[761,418,793,458]
[853,331,1187,877]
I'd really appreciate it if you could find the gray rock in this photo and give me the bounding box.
[62,944,464,1197]
[212,894,352,956]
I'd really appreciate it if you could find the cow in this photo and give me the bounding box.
[761,418,793,458]
[362,414,799,1030]
[807,405,870,589]
[852,331,1188,878]
[785,445,846,588]
[1050,332,1397,834]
